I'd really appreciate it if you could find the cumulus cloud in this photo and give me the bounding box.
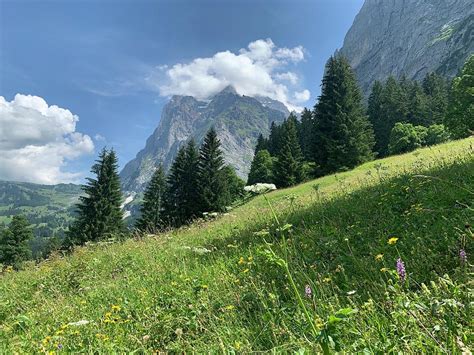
[150,39,311,111]
[0,94,94,184]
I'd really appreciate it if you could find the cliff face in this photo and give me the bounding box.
[120,87,288,192]
[339,0,474,95]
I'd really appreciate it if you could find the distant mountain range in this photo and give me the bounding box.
[339,0,474,95]
[120,86,289,192]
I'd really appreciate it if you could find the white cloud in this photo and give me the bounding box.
[0,94,94,184]
[294,89,311,103]
[150,38,310,111]
[94,133,106,142]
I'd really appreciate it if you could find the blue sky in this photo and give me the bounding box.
[0,0,364,184]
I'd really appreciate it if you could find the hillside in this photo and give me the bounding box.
[120,86,288,192]
[339,0,474,95]
[0,181,81,237]
[1,138,473,353]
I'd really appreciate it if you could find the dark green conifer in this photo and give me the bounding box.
[0,215,33,268]
[135,165,167,233]
[66,148,124,246]
[312,56,374,174]
[247,149,274,185]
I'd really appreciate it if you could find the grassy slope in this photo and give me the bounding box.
[1,138,473,353]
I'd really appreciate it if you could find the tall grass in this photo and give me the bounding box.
[0,138,472,353]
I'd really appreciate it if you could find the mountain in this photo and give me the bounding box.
[120,86,289,192]
[0,181,82,237]
[339,0,474,95]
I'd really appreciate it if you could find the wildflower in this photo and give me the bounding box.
[304,284,312,298]
[375,254,384,261]
[5,265,13,273]
[388,237,398,245]
[238,257,245,264]
[57,344,63,350]
[111,305,121,311]
[200,284,208,289]
[346,290,356,296]
[243,268,249,273]
[225,305,235,310]
[380,267,389,273]
[323,277,331,283]
[459,249,467,264]
[234,341,241,350]
[42,336,52,345]
[396,258,406,281]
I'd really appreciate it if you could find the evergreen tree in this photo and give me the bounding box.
[367,80,384,156]
[254,134,269,154]
[221,165,245,203]
[268,121,283,155]
[0,215,33,268]
[66,148,124,246]
[298,108,314,161]
[273,116,305,187]
[164,146,188,226]
[182,139,201,219]
[406,81,430,126]
[135,165,167,233]
[422,72,449,124]
[312,56,375,174]
[377,76,409,156]
[197,128,227,212]
[247,149,274,185]
[445,55,474,138]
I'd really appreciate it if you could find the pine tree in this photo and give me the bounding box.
[406,81,430,126]
[247,149,274,185]
[0,215,33,268]
[197,128,227,212]
[422,72,449,124]
[268,121,283,155]
[445,54,474,138]
[254,134,269,154]
[368,80,385,156]
[182,139,201,219]
[164,146,188,226]
[273,116,305,187]
[66,148,124,246]
[135,165,167,233]
[312,56,374,174]
[298,108,314,160]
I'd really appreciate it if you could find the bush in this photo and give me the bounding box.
[425,124,451,146]
[388,123,426,154]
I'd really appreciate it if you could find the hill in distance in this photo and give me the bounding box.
[1,137,472,353]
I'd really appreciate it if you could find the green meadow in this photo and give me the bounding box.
[1,137,473,353]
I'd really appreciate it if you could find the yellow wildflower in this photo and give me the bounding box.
[234,341,241,350]
[42,336,52,345]
[375,254,384,261]
[388,237,399,245]
[238,257,245,264]
[243,268,249,273]
[225,305,235,311]
[323,277,331,283]
[111,305,121,312]
[201,284,208,289]
[380,267,389,272]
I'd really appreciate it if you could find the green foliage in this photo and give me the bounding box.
[298,108,314,161]
[313,56,375,174]
[388,123,426,154]
[135,165,167,233]
[197,128,228,213]
[422,72,449,124]
[247,149,274,185]
[425,124,451,146]
[0,138,472,353]
[221,165,245,203]
[445,54,474,138]
[66,148,124,246]
[0,215,33,268]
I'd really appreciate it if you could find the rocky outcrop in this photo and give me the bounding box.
[120,87,288,192]
[339,0,474,95]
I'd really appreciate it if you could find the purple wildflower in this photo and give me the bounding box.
[57,344,63,350]
[305,284,312,298]
[396,258,406,281]
[459,249,467,264]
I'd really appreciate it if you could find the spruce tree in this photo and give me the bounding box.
[367,80,385,156]
[66,148,124,246]
[406,81,430,126]
[182,139,201,219]
[445,54,474,138]
[164,146,187,226]
[254,134,269,154]
[135,165,167,233]
[247,149,274,185]
[197,128,227,212]
[422,72,449,124]
[273,116,305,187]
[312,56,374,174]
[298,108,314,161]
[0,215,33,268]
[268,121,283,155]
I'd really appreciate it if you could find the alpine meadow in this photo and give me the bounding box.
[0,0,473,353]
